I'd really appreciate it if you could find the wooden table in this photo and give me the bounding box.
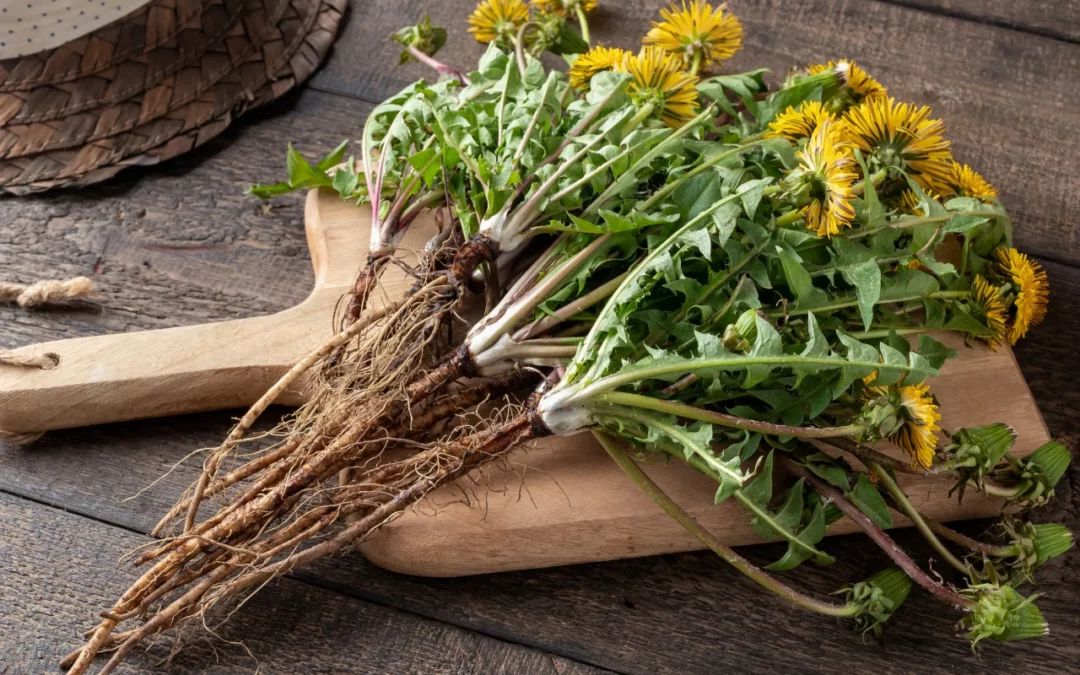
[1,1,1078,672]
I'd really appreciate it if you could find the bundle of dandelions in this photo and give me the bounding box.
[64,2,1071,672]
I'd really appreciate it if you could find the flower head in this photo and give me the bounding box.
[892,383,942,469]
[620,46,700,128]
[971,275,1008,349]
[468,0,530,45]
[807,60,887,103]
[791,118,858,237]
[994,247,1049,344]
[862,382,941,469]
[531,0,597,15]
[895,189,927,216]
[894,383,942,469]
[766,100,832,141]
[569,45,630,90]
[842,97,953,194]
[643,1,743,71]
[948,161,998,203]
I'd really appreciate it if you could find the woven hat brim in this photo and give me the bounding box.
[0,0,344,193]
[0,0,224,92]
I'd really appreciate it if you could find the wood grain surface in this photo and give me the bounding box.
[1,1,1078,673]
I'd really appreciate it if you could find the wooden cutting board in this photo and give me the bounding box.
[0,188,1049,576]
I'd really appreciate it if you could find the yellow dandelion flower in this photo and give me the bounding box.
[569,46,629,90]
[795,119,858,237]
[766,100,832,141]
[468,0,529,44]
[862,382,941,469]
[893,188,944,216]
[842,97,953,194]
[948,161,998,203]
[807,60,887,102]
[971,274,1008,350]
[531,0,597,15]
[619,46,700,128]
[896,189,924,215]
[995,247,1049,344]
[894,383,941,469]
[643,1,743,73]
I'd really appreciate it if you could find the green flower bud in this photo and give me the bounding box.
[526,12,567,56]
[781,65,845,104]
[843,569,912,638]
[1032,523,1074,566]
[993,441,1073,508]
[959,584,1048,646]
[968,518,1072,587]
[941,423,1016,499]
[856,387,905,443]
[722,309,759,352]
[390,15,448,65]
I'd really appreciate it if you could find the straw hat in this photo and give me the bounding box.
[0,0,345,193]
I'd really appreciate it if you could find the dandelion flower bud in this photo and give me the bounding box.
[959,584,1048,646]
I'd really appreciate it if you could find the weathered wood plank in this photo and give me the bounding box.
[0,492,610,675]
[884,0,1080,43]
[310,0,1080,264]
[0,88,370,351]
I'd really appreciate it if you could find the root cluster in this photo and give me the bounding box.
[64,236,543,674]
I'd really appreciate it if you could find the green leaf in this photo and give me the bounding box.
[737,178,769,220]
[842,259,882,331]
[879,269,939,304]
[854,150,886,228]
[407,146,440,189]
[917,334,956,370]
[766,503,832,571]
[735,452,835,569]
[314,139,349,172]
[848,473,893,529]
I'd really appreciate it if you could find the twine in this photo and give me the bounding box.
[0,276,93,308]
[0,350,60,369]
[0,428,44,446]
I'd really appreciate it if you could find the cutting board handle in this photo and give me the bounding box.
[0,189,368,435]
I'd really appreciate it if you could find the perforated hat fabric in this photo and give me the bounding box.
[0,0,345,193]
[0,0,151,59]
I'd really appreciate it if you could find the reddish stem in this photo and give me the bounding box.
[786,461,975,610]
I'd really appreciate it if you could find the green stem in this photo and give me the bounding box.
[847,326,929,340]
[850,168,888,196]
[844,210,1000,241]
[869,461,969,575]
[572,352,923,403]
[593,431,860,617]
[514,22,537,78]
[775,209,804,227]
[824,437,922,475]
[585,104,717,217]
[574,5,591,44]
[467,234,612,355]
[646,230,775,349]
[922,517,1016,557]
[622,102,655,137]
[640,137,769,211]
[689,50,702,77]
[597,392,866,438]
[597,407,747,486]
[515,271,630,340]
[789,461,976,610]
[980,480,1024,499]
[770,290,969,318]
[547,129,671,206]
